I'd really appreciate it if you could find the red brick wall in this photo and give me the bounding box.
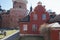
[2,14,10,28]
[20,22,40,34]
[50,30,59,40]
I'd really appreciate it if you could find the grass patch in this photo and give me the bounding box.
[6,30,17,36]
[0,35,5,39]
[0,30,18,39]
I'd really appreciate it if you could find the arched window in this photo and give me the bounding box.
[42,14,46,20]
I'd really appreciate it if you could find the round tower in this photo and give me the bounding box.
[12,0,27,9]
[12,0,27,4]
[10,0,28,18]
[10,0,28,28]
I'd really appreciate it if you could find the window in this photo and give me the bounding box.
[32,24,37,31]
[23,24,28,31]
[42,14,46,20]
[19,6,22,8]
[33,14,38,20]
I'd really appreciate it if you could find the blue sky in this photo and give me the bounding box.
[0,0,12,10]
[0,0,60,14]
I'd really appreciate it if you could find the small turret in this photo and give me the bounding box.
[0,5,2,10]
[0,5,3,13]
[30,6,32,12]
[37,1,42,5]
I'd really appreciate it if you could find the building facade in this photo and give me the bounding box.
[0,6,11,28]
[9,0,28,28]
[0,0,28,28]
[50,28,60,40]
[48,23,60,40]
[19,2,50,36]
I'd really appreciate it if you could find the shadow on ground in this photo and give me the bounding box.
[19,36,44,40]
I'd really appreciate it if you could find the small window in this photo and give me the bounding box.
[19,6,22,8]
[33,14,38,20]
[32,24,37,32]
[14,1,17,4]
[42,14,46,20]
[23,24,28,31]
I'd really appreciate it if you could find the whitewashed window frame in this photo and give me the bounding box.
[23,24,28,31]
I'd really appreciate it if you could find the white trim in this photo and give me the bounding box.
[2,30,19,40]
[51,27,60,30]
[20,34,42,36]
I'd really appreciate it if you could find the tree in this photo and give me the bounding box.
[39,23,51,40]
